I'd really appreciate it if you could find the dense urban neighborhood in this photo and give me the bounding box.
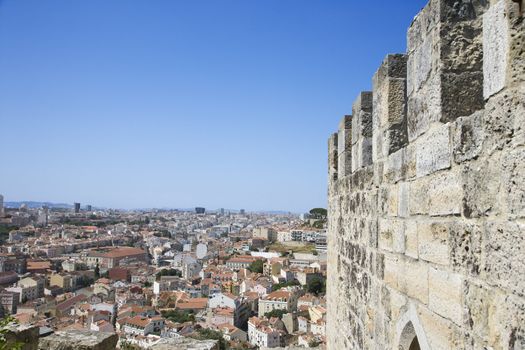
[0,195,327,349]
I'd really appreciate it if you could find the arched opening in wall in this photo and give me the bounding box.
[409,336,421,350]
[398,321,420,350]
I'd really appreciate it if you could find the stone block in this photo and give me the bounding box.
[151,337,219,350]
[379,218,405,254]
[463,282,524,347]
[452,110,484,163]
[483,87,525,152]
[408,177,430,215]
[502,148,525,218]
[442,71,484,122]
[429,267,464,326]
[483,0,509,99]
[328,133,338,182]
[400,258,429,304]
[405,143,417,179]
[416,123,451,177]
[417,303,465,350]
[351,144,359,173]
[3,324,39,350]
[462,153,502,218]
[418,221,450,265]
[507,0,525,87]
[482,221,525,297]
[372,130,384,163]
[407,0,487,140]
[407,31,435,96]
[398,182,409,218]
[404,221,418,259]
[373,54,408,157]
[38,331,119,350]
[383,147,406,184]
[338,150,352,179]
[374,53,408,88]
[385,184,399,217]
[449,222,482,276]
[428,169,463,216]
[407,0,439,52]
[353,91,373,115]
[407,72,441,141]
[359,137,373,169]
[378,219,393,252]
[388,287,408,324]
[384,125,409,157]
[338,115,352,154]
[384,255,401,289]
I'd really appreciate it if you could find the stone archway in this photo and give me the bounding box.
[395,303,430,350]
[398,321,420,350]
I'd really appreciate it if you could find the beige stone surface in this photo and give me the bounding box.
[326,0,524,348]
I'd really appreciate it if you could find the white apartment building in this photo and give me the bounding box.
[248,317,282,348]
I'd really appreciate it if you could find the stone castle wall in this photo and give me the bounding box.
[326,0,524,349]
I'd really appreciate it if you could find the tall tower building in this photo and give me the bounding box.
[74,202,81,213]
[0,194,4,217]
[195,207,205,214]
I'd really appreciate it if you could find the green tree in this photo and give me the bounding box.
[247,259,264,273]
[271,279,300,292]
[94,264,100,279]
[0,316,23,350]
[191,328,228,350]
[309,208,327,219]
[306,275,325,295]
[264,309,287,319]
[161,310,195,323]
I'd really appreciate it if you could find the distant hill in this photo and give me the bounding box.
[4,201,73,209]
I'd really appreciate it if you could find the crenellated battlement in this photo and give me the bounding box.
[326,0,524,348]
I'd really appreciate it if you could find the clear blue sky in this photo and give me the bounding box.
[0,0,427,212]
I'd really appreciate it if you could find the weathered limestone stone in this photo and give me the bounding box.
[502,148,525,218]
[384,255,401,289]
[404,221,418,259]
[398,182,409,218]
[399,259,429,305]
[338,115,352,178]
[428,268,464,325]
[408,176,430,215]
[452,110,484,163]
[507,0,525,87]
[417,304,465,350]
[407,0,487,140]
[379,218,404,253]
[351,92,373,172]
[38,331,118,350]
[449,222,482,276]
[415,123,451,177]
[418,221,450,265]
[383,148,406,184]
[483,0,509,99]
[327,1,524,348]
[373,54,408,160]
[428,169,462,216]
[483,87,525,153]
[328,133,338,182]
[3,323,39,350]
[151,337,219,350]
[462,153,502,218]
[482,221,525,297]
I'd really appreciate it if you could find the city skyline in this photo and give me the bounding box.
[0,0,428,212]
